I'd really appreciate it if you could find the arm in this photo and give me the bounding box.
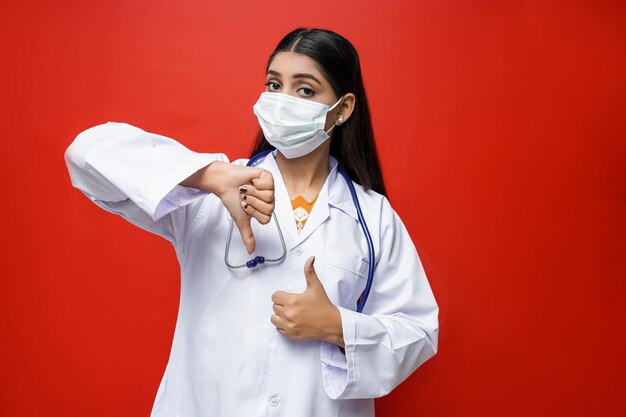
[64,122,227,245]
[319,196,439,399]
[64,122,275,251]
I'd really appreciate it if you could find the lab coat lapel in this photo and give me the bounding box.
[297,159,361,242]
[261,151,333,251]
[327,168,358,221]
[261,152,300,250]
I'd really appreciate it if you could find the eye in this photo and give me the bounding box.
[264,81,281,91]
[297,87,315,97]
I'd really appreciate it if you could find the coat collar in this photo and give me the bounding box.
[259,150,358,250]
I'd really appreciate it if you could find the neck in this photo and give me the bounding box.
[275,141,331,201]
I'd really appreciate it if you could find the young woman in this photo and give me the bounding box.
[65,28,439,417]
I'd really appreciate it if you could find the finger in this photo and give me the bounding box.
[272,303,286,316]
[271,314,285,330]
[234,216,255,254]
[271,290,289,305]
[241,200,271,225]
[241,194,274,217]
[251,169,274,191]
[240,184,274,204]
[304,256,322,291]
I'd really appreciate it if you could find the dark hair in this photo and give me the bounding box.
[250,28,387,197]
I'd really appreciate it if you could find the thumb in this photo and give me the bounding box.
[235,217,256,254]
[304,256,322,291]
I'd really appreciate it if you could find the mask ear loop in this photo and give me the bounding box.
[328,96,343,111]
[325,96,344,134]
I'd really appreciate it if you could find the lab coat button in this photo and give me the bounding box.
[268,395,280,407]
[293,247,303,256]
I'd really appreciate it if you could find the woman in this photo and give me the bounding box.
[65,28,438,417]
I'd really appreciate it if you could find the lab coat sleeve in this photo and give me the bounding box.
[320,196,439,399]
[64,121,227,245]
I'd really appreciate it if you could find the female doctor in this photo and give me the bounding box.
[65,28,438,417]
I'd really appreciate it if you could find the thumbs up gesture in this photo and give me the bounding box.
[271,256,345,347]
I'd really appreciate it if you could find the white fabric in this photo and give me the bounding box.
[64,121,439,417]
[253,92,341,159]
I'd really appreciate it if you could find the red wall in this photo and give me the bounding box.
[1,1,624,416]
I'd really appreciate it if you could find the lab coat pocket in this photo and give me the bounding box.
[317,251,369,311]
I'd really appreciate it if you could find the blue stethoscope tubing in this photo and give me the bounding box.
[337,164,376,314]
[238,148,375,313]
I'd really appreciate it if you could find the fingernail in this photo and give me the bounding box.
[239,186,248,193]
[242,194,247,200]
[241,201,248,209]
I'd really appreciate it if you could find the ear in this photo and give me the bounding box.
[335,93,356,125]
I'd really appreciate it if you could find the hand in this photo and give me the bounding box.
[181,160,275,254]
[271,256,345,347]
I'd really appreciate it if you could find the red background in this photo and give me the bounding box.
[1,1,624,416]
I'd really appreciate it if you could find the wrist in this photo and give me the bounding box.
[202,160,228,196]
[181,160,226,195]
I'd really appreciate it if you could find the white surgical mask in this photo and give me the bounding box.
[252,92,343,159]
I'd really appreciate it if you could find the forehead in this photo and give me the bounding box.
[267,52,326,80]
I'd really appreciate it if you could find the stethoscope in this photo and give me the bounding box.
[224,148,376,313]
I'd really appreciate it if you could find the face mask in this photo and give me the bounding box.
[252,92,343,159]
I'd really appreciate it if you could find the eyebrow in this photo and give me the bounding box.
[267,69,322,85]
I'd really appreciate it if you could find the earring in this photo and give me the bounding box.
[337,115,344,124]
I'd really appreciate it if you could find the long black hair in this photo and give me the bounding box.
[250,28,387,197]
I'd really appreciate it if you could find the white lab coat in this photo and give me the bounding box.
[64,122,439,417]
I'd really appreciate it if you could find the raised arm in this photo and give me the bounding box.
[64,121,274,251]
